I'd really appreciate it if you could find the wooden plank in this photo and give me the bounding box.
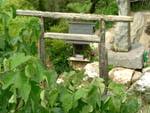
[38,17,46,65]
[16,10,133,22]
[44,33,100,43]
[99,20,108,88]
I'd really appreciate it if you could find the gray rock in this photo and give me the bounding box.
[108,43,144,69]
[142,67,150,73]
[131,71,142,83]
[113,0,131,52]
[128,72,150,102]
[131,12,144,43]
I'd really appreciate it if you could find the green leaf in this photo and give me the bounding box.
[10,35,20,46]
[52,107,64,113]
[10,53,31,70]
[3,58,10,72]
[80,105,93,113]
[91,78,105,94]
[14,72,31,103]
[25,64,36,78]
[3,72,31,103]
[61,91,73,113]
[87,87,99,108]
[40,90,48,109]
[11,5,16,18]
[9,94,16,104]
[108,96,121,113]
[45,71,58,87]
[0,37,5,50]
[2,72,17,89]
[74,89,87,101]
[49,89,58,107]
[108,82,126,102]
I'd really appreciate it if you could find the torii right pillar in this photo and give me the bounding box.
[114,0,131,52]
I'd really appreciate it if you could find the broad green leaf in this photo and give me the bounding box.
[14,72,31,103]
[87,87,99,108]
[30,81,41,113]
[10,35,20,46]
[25,64,36,78]
[2,72,17,89]
[108,81,126,102]
[80,105,93,113]
[9,94,16,103]
[49,89,58,107]
[52,107,64,113]
[45,71,58,87]
[75,89,87,101]
[61,91,73,113]
[108,96,121,113]
[40,90,48,108]
[10,53,31,70]
[91,78,105,94]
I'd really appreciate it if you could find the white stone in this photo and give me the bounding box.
[131,71,142,83]
[135,72,150,92]
[109,68,134,87]
[128,72,150,102]
[142,67,150,73]
[84,62,99,78]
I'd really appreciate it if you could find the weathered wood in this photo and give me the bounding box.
[99,20,108,88]
[16,10,133,22]
[38,17,46,65]
[44,33,100,43]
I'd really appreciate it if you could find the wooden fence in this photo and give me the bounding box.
[16,10,133,86]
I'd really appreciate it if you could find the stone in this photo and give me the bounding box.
[113,0,131,52]
[131,12,144,43]
[108,43,144,69]
[84,62,99,78]
[109,68,134,87]
[69,61,87,71]
[142,67,150,73]
[128,72,150,102]
[131,71,142,83]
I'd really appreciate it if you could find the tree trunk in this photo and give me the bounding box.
[89,0,99,13]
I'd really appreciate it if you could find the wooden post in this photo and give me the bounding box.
[38,17,46,65]
[99,19,108,89]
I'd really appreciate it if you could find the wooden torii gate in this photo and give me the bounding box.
[16,10,133,86]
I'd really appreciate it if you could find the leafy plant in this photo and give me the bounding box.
[0,1,140,113]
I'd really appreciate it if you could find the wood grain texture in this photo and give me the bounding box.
[38,17,46,65]
[99,20,108,87]
[44,33,100,43]
[16,10,133,22]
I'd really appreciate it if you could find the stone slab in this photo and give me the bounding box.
[108,43,144,69]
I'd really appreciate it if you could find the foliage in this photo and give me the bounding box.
[131,0,150,12]
[45,39,73,74]
[45,19,72,74]
[50,19,69,33]
[0,0,143,113]
[67,0,92,13]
